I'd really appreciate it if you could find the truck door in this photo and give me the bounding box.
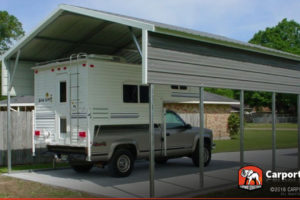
[165,111,194,156]
[56,73,70,143]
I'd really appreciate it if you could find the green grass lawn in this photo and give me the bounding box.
[245,123,297,129]
[213,129,298,153]
[0,162,69,173]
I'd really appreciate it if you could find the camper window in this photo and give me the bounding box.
[171,85,187,90]
[60,118,67,133]
[179,86,187,90]
[123,85,138,103]
[60,81,67,102]
[139,86,149,103]
[171,85,179,89]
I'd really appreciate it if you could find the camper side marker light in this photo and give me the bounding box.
[82,64,86,67]
[35,130,41,136]
[51,69,55,72]
[34,70,38,74]
[63,66,67,70]
[79,131,86,138]
[90,64,94,68]
[57,67,61,71]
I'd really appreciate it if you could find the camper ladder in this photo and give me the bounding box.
[69,53,87,144]
[69,54,77,144]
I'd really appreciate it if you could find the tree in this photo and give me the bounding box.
[0,11,24,100]
[244,91,272,111]
[0,11,24,53]
[249,18,300,55]
[248,18,300,114]
[204,88,236,99]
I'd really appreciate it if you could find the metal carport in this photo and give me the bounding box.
[1,4,300,197]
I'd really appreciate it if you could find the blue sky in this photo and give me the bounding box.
[2,0,300,42]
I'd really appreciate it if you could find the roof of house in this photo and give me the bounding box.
[169,91,239,105]
[0,96,34,106]
[204,91,239,104]
[0,92,239,107]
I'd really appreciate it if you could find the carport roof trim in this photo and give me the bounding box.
[2,4,300,62]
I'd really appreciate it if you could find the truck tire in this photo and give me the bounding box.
[192,143,211,167]
[155,158,168,164]
[70,163,94,173]
[108,149,134,177]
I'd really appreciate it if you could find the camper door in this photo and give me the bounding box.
[56,73,70,141]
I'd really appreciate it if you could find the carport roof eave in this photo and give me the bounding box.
[1,6,64,61]
[61,4,155,31]
[1,4,155,61]
[153,26,300,62]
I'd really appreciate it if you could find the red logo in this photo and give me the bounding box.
[239,165,263,190]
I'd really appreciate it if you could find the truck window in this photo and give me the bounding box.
[166,112,185,129]
[123,85,138,103]
[60,81,67,103]
[139,85,149,103]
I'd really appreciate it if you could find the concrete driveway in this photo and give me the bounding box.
[5,148,298,198]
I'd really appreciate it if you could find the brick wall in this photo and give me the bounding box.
[164,103,231,140]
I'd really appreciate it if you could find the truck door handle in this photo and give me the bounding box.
[166,133,170,136]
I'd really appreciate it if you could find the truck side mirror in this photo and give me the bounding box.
[184,124,192,129]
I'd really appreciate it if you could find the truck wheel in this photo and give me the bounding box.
[192,143,211,167]
[70,163,94,173]
[108,149,134,177]
[155,158,168,164]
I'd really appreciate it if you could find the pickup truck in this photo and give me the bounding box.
[48,110,214,177]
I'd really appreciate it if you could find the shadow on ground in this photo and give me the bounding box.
[36,157,240,187]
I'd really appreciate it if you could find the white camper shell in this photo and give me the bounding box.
[33,54,201,160]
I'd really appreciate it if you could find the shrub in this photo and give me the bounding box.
[228,113,240,138]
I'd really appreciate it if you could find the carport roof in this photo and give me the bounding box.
[2,4,300,63]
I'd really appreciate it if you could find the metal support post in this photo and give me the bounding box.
[129,27,142,57]
[6,49,21,173]
[142,29,148,84]
[32,110,36,157]
[199,87,204,188]
[86,113,91,162]
[9,50,21,91]
[240,90,244,167]
[272,92,276,171]
[7,80,11,173]
[298,94,300,169]
[149,84,155,197]
[162,108,167,157]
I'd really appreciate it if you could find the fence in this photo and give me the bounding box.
[0,111,51,166]
[245,112,297,123]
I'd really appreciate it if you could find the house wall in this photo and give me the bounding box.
[164,103,231,140]
[2,60,34,96]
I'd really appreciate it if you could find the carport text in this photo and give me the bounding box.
[270,186,300,196]
[270,187,300,193]
[266,170,300,181]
